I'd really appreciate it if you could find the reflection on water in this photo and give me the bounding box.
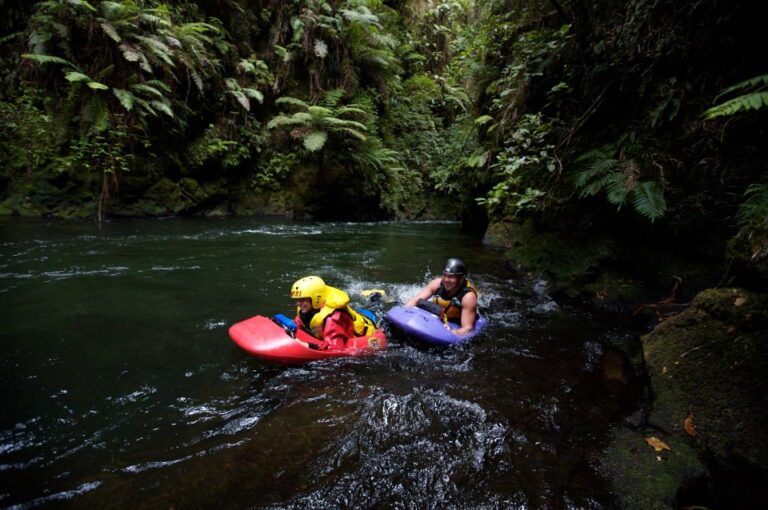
[0,218,641,508]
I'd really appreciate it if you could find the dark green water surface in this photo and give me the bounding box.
[0,218,641,509]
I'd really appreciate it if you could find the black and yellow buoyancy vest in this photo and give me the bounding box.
[431,278,477,320]
[297,286,376,339]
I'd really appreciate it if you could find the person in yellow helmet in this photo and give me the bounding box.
[405,258,478,335]
[290,276,377,350]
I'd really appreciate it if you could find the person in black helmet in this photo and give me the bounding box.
[406,257,478,335]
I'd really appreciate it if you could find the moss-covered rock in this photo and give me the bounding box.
[643,288,768,469]
[603,288,768,508]
[602,427,707,510]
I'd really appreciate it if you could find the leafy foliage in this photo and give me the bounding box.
[476,113,555,217]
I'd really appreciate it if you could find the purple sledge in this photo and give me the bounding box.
[385,306,488,346]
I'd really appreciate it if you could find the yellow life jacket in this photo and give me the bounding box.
[297,286,377,339]
[432,277,477,320]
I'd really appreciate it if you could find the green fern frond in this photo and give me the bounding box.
[189,68,203,92]
[229,90,250,111]
[22,53,73,66]
[119,43,142,61]
[362,53,391,69]
[605,173,630,206]
[704,92,768,118]
[176,22,218,37]
[578,172,621,198]
[475,115,494,126]
[130,83,165,97]
[632,181,667,221]
[133,96,155,116]
[224,77,240,91]
[288,112,313,124]
[87,81,109,90]
[335,106,368,117]
[573,145,615,164]
[275,96,309,110]
[274,45,292,63]
[321,89,344,107]
[81,96,109,133]
[136,35,175,67]
[371,32,397,50]
[716,74,768,100]
[100,1,126,17]
[321,117,367,132]
[66,0,97,13]
[307,105,333,117]
[336,127,367,141]
[143,79,171,93]
[139,12,171,28]
[64,71,91,83]
[243,88,263,103]
[267,112,313,130]
[736,184,768,227]
[573,158,618,188]
[302,131,328,152]
[150,100,174,117]
[100,22,121,42]
[341,7,382,28]
[113,88,134,111]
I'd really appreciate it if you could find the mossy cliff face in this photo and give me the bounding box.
[483,217,651,313]
[483,216,724,314]
[483,217,616,294]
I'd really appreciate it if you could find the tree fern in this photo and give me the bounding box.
[268,95,368,148]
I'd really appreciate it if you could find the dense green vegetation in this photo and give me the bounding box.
[1,0,765,272]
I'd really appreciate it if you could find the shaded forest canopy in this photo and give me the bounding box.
[0,0,766,279]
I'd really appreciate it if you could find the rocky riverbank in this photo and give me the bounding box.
[484,217,768,509]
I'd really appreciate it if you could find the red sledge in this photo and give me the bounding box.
[229,315,387,364]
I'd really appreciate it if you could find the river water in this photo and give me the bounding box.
[0,218,642,509]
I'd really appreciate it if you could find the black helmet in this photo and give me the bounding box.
[442,257,467,276]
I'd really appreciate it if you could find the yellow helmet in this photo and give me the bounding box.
[290,276,326,309]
